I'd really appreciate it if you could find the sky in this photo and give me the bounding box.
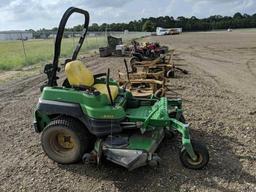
[0,0,255,31]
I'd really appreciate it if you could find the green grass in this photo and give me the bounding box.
[0,32,150,71]
[0,36,108,70]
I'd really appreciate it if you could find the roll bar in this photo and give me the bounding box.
[45,7,89,87]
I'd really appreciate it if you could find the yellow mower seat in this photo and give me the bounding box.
[65,60,118,101]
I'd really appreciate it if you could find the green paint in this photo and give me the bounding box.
[35,83,197,160]
[126,98,171,131]
[128,136,156,151]
[34,110,51,128]
[128,129,164,152]
[169,118,197,160]
[41,86,126,119]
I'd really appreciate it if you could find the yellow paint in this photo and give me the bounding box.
[65,60,94,86]
[93,83,118,101]
[65,60,118,101]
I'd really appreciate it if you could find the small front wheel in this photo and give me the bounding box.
[154,88,165,98]
[180,141,209,169]
[166,69,175,78]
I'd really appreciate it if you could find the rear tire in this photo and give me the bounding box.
[180,141,209,169]
[41,117,94,164]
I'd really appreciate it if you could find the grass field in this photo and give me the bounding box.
[0,36,107,70]
[0,32,149,71]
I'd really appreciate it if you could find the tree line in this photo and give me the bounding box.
[29,12,256,37]
[80,12,256,32]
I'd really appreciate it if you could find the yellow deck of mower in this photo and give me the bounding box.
[131,51,188,78]
[118,59,166,98]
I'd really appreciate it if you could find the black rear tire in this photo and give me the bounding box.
[180,141,209,169]
[41,117,94,164]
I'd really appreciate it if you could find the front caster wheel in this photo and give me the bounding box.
[180,141,209,169]
[165,130,177,139]
[166,69,175,78]
[154,88,165,98]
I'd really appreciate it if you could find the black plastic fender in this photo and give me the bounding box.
[35,99,122,137]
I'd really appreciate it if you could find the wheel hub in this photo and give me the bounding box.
[57,133,74,149]
[187,153,203,165]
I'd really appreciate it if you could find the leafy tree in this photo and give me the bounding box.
[233,12,243,19]
[243,13,250,18]
[190,16,198,20]
[177,16,186,21]
[89,23,99,31]
[34,12,256,35]
[142,20,155,32]
[73,25,83,31]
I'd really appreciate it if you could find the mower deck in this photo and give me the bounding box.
[94,128,165,170]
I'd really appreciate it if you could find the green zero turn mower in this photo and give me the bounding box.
[33,7,209,171]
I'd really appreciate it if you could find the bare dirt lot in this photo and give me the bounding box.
[0,31,255,192]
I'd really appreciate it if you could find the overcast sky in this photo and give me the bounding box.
[0,0,255,31]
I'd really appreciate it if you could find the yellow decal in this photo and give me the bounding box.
[103,115,114,118]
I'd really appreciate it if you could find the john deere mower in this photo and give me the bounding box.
[33,7,209,171]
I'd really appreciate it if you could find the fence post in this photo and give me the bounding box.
[20,32,27,64]
[85,35,88,50]
[72,30,75,50]
[95,35,99,49]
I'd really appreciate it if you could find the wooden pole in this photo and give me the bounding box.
[20,33,27,62]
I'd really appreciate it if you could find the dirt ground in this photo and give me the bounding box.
[0,31,255,192]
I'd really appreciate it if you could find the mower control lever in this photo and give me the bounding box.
[106,68,114,106]
[123,59,131,80]
[123,59,132,91]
